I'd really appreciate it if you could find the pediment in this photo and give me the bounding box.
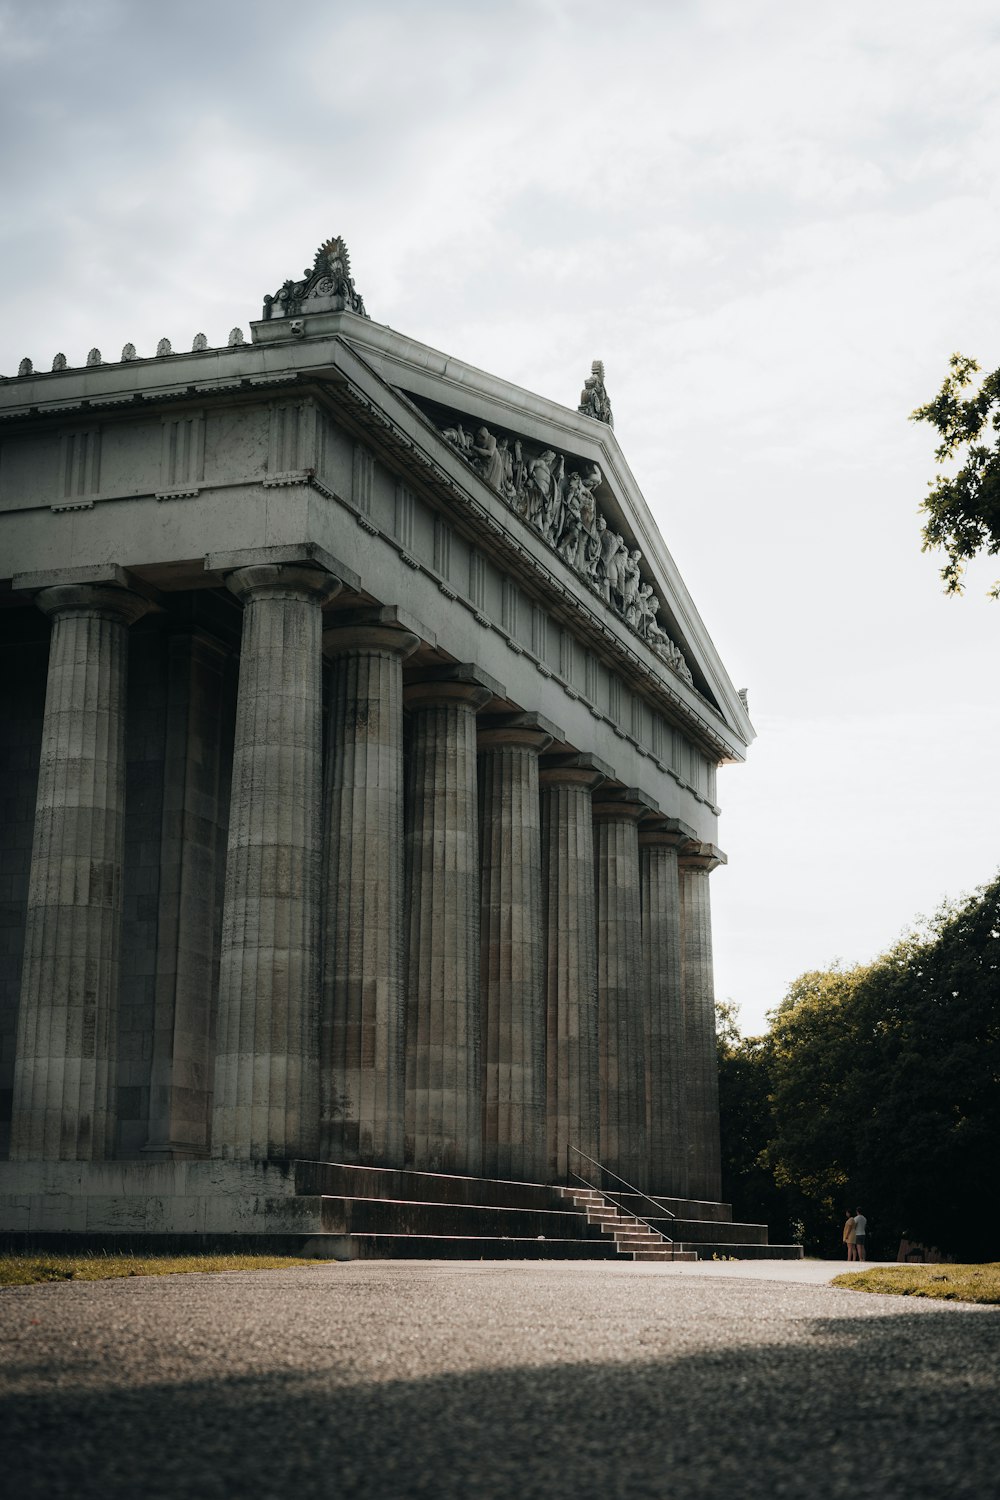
[325,323,752,756]
[399,387,700,694]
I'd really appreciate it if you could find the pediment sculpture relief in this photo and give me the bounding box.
[440,418,693,686]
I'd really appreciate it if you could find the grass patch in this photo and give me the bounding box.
[0,1253,323,1287]
[831,1264,1000,1305]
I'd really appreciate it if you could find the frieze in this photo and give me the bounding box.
[437,415,693,685]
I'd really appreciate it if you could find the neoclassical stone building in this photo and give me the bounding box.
[0,240,755,1249]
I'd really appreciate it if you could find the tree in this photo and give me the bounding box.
[716,1000,802,1248]
[912,354,1000,594]
[716,880,1000,1259]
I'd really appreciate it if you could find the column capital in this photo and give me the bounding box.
[224,562,342,607]
[323,603,436,648]
[538,750,612,793]
[678,841,727,874]
[478,711,560,755]
[35,583,153,628]
[592,786,659,825]
[205,542,361,593]
[404,663,502,715]
[323,623,420,660]
[638,815,700,851]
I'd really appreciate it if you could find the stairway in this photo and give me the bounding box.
[559,1186,696,1262]
[288,1162,801,1261]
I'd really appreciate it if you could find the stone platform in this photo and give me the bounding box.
[0,1159,801,1260]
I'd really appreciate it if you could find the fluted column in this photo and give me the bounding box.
[404,674,493,1175]
[321,622,418,1166]
[679,844,725,1201]
[478,718,552,1182]
[145,630,229,1159]
[539,757,604,1183]
[593,794,647,1189]
[212,563,340,1161]
[11,583,151,1160]
[639,823,692,1197]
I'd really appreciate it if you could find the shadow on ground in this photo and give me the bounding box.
[3,1310,998,1498]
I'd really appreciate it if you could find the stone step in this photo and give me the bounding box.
[674,1242,805,1261]
[321,1233,624,1262]
[298,1160,563,1213]
[607,1191,735,1225]
[318,1195,607,1243]
[635,1217,770,1246]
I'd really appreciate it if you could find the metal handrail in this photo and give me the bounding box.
[566,1167,669,1241]
[567,1147,680,1257]
[568,1145,677,1220]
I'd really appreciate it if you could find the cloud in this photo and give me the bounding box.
[4,0,1000,1029]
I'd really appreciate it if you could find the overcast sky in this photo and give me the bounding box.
[3,0,1000,1033]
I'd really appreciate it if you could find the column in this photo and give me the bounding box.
[211,563,340,1161]
[11,583,151,1160]
[539,758,604,1184]
[593,793,647,1189]
[145,630,229,1158]
[639,822,693,1198]
[478,717,552,1183]
[404,672,493,1175]
[679,844,725,1201]
[320,621,418,1167]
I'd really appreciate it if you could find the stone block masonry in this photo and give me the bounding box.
[0,238,751,1235]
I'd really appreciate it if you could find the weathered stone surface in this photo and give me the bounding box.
[639,827,690,1197]
[679,847,725,1201]
[539,761,603,1183]
[478,721,551,1183]
[145,630,229,1159]
[403,676,493,1175]
[11,584,151,1160]
[593,796,647,1189]
[321,623,418,1167]
[211,563,340,1161]
[0,248,749,1232]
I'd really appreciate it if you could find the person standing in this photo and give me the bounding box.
[854,1208,868,1261]
[842,1209,857,1261]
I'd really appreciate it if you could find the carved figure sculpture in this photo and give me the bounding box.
[578,360,614,428]
[599,525,627,604]
[636,584,658,640]
[540,454,567,544]
[557,477,584,568]
[527,450,556,527]
[472,427,505,491]
[431,410,698,690]
[621,548,642,622]
[508,439,528,515]
[443,424,475,454]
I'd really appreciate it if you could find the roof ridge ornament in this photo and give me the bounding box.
[579,359,613,428]
[262,235,370,323]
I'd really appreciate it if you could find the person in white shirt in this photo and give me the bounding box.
[853,1209,868,1261]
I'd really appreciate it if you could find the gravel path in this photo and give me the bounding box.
[2,1260,998,1499]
